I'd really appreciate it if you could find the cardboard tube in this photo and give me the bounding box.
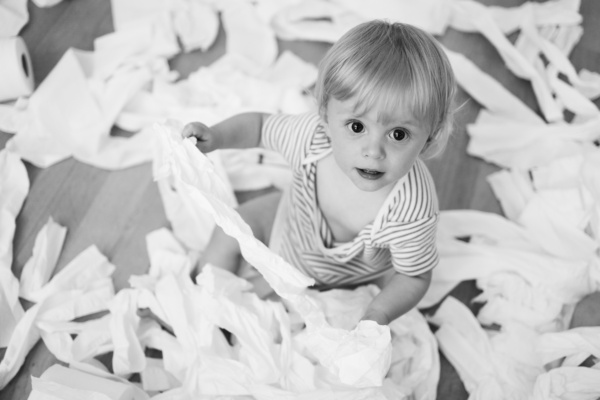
[0,36,34,102]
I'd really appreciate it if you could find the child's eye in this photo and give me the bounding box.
[347,121,365,133]
[389,128,409,141]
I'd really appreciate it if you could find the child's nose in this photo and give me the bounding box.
[363,135,385,159]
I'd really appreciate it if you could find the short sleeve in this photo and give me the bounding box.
[370,158,439,276]
[261,113,321,169]
[386,214,439,276]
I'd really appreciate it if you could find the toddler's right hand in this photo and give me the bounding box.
[182,122,219,153]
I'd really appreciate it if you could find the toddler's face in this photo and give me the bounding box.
[324,97,430,193]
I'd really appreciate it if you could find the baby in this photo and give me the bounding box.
[183,20,456,325]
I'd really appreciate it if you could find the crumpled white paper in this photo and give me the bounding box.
[337,0,452,35]
[531,367,600,400]
[131,263,434,399]
[219,0,278,69]
[432,0,600,388]
[271,0,367,43]
[444,49,543,124]
[487,0,581,35]
[110,289,147,376]
[537,327,600,368]
[151,121,396,396]
[0,0,28,37]
[429,296,545,399]
[485,154,599,263]
[0,148,28,266]
[0,271,22,348]
[38,314,113,365]
[144,227,196,277]
[0,148,28,347]
[19,217,67,303]
[0,245,116,390]
[486,168,535,223]
[270,0,453,41]
[422,208,597,333]
[6,49,155,170]
[153,122,315,297]
[487,149,600,248]
[110,0,218,56]
[115,50,315,191]
[14,195,389,399]
[171,0,219,53]
[29,364,140,400]
[449,0,582,123]
[0,98,28,134]
[467,111,600,170]
[156,151,236,253]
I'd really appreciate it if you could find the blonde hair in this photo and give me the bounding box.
[314,20,456,158]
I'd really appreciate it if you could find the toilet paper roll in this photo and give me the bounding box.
[0,37,34,102]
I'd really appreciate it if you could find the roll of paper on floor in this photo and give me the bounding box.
[0,36,34,102]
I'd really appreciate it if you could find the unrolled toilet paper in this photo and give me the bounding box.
[38,364,136,400]
[0,36,34,102]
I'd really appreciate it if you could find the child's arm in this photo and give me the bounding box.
[361,270,432,325]
[182,112,270,152]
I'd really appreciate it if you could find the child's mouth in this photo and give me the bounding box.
[356,168,383,180]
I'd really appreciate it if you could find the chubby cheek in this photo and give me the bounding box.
[393,153,419,177]
[331,145,351,170]
[395,161,414,179]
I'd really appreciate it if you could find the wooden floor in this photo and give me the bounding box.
[1,0,599,399]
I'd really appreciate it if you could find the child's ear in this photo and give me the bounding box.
[419,135,433,154]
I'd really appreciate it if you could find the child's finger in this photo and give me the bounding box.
[181,122,205,139]
[181,122,215,152]
[181,124,195,139]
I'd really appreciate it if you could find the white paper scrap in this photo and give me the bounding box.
[0,0,29,37]
[219,0,278,69]
[444,49,543,124]
[29,377,114,400]
[110,289,146,376]
[19,217,67,302]
[37,364,137,400]
[0,272,23,347]
[271,0,365,43]
[171,0,219,52]
[1,280,115,390]
[0,148,29,224]
[335,0,452,35]
[0,98,28,133]
[6,49,155,170]
[466,111,599,169]
[537,327,600,366]
[37,315,113,365]
[531,367,600,400]
[0,148,28,346]
[449,0,563,122]
[145,228,194,277]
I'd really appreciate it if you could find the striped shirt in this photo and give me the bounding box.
[262,112,439,288]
